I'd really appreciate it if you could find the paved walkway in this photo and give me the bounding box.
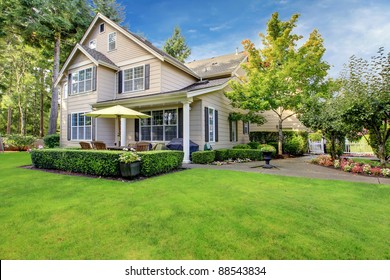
[183,156,390,185]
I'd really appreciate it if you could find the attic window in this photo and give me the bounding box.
[89,39,96,49]
[99,23,105,33]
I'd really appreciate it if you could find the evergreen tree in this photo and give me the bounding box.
[163,27,191,63]
[92,0,125,24]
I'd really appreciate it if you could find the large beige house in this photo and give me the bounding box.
[55,13,304,163]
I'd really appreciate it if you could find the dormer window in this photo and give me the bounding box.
[108,32,116,51]
[89,39,97,49]
[99,23,105,33]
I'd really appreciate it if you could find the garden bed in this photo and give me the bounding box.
[311,155,390,178]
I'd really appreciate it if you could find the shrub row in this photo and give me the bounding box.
[215,149,263,161]
[138,150,184,177]
[191,151,216,164]
[31,149,184,177]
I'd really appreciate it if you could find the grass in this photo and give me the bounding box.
[1,152,389,260]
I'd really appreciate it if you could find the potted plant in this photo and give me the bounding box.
[119,152,141,178]
[259,144,276,169]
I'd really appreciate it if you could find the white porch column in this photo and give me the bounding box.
[182,100,192,163]
[121,118,127,146]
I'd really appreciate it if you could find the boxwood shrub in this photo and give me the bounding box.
[31,149,184,178]
[232,144,251,149]
[31,149,121,177]
[215,149,263,161]
[191,151,216,164]
[138,150,184,177]
[43,134,60,148]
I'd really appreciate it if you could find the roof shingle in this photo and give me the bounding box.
[80,45,117,68]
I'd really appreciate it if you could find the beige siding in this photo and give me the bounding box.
[84,19,151,65]
[116,58,162,99]
[97,66,116,102]
[96,118,115,145]
[197,90,250,150]
[161,62,197,92]
[60,89,98,147]
[189,100,202,145]
[250,110,307,132]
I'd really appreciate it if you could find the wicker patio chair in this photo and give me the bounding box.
[79,141,92,149]
[91,141,107,150]
[135,142,150,151]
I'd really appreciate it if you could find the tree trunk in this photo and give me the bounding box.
[40,69,44,137]
[278,118,283,155]
[7,106,12,135]
[48,34,61,135]
[377,144,386,167]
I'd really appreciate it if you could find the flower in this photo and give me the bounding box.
[119,152,141,164]
[362,164,371,174]
[382,168,390,177]
[343,164,352,172]
[370,167,382,176]
[334,160,340,168]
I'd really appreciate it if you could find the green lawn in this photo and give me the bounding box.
[1,152,389,260]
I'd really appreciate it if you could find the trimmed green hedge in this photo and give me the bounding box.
[137,150,184,177]
[31,149,184,178]
[43,134,60,148]
[215,149,263,161]
[232,144,251,149]
[192,151,216,164]
[31,149,121,177]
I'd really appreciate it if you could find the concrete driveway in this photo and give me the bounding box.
[184,156,390,185]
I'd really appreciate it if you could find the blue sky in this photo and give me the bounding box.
[120,0,390,78]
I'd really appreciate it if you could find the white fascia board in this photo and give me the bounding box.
[80,13,164,62]
[54,44,98,87]
[98,60,120,71]
[232,55,248,77]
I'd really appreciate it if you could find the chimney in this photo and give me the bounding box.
[236,47,238,55]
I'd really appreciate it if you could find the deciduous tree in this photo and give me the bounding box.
[226,13,329,155]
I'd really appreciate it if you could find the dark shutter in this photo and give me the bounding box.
[247,122,250,134]
[178,108,183,138]
[229,120,232,142]
[204,107,209,142]
[235,120,238,141]
[134,119,139,141]
[215,110,219,142]
[118,71,123,94]
[144,64,150,90]
[92,118,96,141]
[67,114,71,141]
[243,121,245,134]
[92,66,97,91]
[68,73,72,96]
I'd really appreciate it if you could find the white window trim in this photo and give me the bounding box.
[99,23,105,33]
[123,65,145,93]
[140,108,178,142]
[108,32,116,52]
[70,66,93,96]
[208,107,215,143]
[71,111,92,141]
[89,39,97,49]
[63,82,68,99]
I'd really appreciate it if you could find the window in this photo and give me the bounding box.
[89,39,97,49]
[123,66,144,92]
[71,67,93,95]
[243,122,249,134]
[231,120,237,142]
[71,112,92,140]
[99,23,105,33]
[140,109,177,141]
[208,107,215,142]
[108,32,116,51]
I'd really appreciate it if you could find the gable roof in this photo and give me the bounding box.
[186,52,247,79]
[54,44,119,86]
[79,13,199,78]
[79,45,117,68]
